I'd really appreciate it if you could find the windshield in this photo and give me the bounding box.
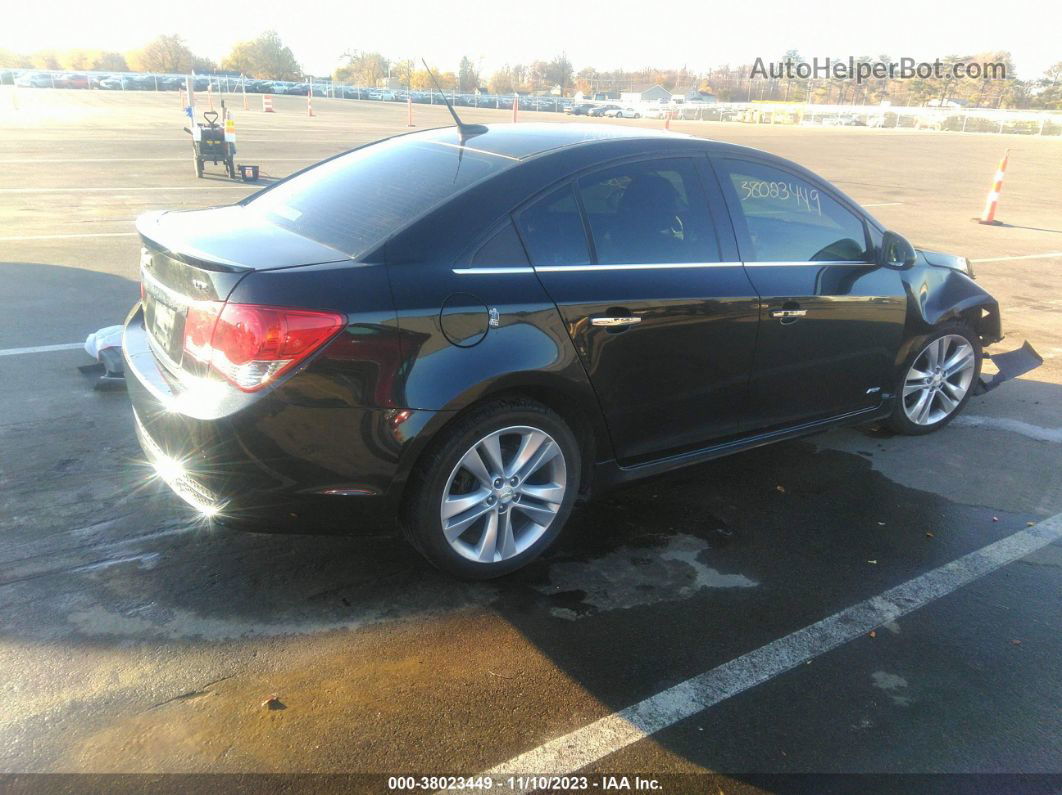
[244,135,515,259]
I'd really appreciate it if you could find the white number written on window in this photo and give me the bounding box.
[738,180,821,216]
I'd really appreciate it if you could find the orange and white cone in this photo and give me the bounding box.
[307,89,314,117]
[512,94,518,123]
[664,110,671,130]
[978,149,1010,225]
[407,96,415,127]
[262,94,274,112]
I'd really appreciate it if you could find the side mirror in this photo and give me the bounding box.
[880,231,917,269]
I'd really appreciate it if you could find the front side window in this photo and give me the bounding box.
[719,159,869,263]
[577,158,719,265]
[515,185,591,267]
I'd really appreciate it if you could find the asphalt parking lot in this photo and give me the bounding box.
[1,89,1060,790]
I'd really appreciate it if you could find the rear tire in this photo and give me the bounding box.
[401,399,580,579]
[888,323,981,435]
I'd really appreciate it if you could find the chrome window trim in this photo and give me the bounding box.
[452,266,536,275]
[537,262,744,272]
[743,260,871,267]
[451,260,871,275]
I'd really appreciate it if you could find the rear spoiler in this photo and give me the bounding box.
[136,211,252,273]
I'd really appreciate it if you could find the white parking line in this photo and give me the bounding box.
[0,342,84,357]
[485,513,1062,780]
[0,186,251,193]
[0,157,321,163]
[0,232,137,241]
[970,252,1062,263]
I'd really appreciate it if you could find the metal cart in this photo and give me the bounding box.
[185,110,235,179]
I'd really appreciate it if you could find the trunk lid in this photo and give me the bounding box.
[136,207,350,372]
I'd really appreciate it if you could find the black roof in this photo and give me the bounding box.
[407,123,695,161]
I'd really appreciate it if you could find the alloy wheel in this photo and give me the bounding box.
[440,426,567,564]
[902,334,976,426]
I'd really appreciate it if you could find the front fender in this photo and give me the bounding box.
[902,265,1002,354]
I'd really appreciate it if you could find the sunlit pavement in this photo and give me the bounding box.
[0,91,1059,785]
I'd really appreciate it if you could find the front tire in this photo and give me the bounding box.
[888,324,981,435]
[402,399,580,579]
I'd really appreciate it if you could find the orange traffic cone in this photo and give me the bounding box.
[407,96,415,127]
[664,110,671,130]
[262,94,274,112]
[978,149,1010,225]
[307,89,314,117]
[512,94,518,123]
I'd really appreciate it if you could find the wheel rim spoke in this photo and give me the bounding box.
[943,346,973,377]
[910,388,934,424]
[442,488,491,520]
[936,389,958,412]
[505,431,547,478]
[516,439,560,482]
[497,511,517,559]
[443,501,493,542]
[478,435,505,480]
[475,510,499,561]
[458,447,493,488]
[942,380,966,400]
[518,482,565,503]
[513,499,559,526]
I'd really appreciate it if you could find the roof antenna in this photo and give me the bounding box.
[421,58,487,142]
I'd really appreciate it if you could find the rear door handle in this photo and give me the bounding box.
[591,316,642,327]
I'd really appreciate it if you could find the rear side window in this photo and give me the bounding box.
[471,221,529,266]
[515,185,591,267]
[576,158,719,264]
[245,138,514,258]
[718,159,869,262]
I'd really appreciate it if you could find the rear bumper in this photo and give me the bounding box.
[124,306,431,535]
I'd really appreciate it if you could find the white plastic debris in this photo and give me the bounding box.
[84,325,124,360]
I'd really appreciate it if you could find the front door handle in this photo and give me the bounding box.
[769,309,807,319]
[591,316,642,327]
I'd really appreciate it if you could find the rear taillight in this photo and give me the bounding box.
[183,303,344,391]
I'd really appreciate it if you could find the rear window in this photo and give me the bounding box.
[245,137,514,258]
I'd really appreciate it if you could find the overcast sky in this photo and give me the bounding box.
[4,0,1056,80]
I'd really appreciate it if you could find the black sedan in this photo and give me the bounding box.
[566,103,595,116]
[126,123,1003,578]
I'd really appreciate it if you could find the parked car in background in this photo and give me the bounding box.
[566,103,595,116]
[125,123,1004,579]
[54,73,90,89]
[604,107,641,119]
[15,72,53,88]
[588,104,621,117]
